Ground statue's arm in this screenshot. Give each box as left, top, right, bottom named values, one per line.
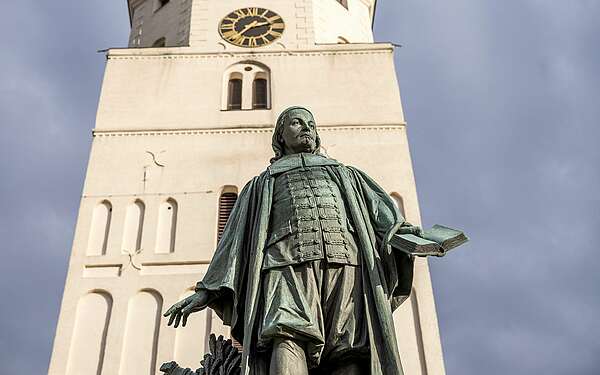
left=396, top=222, right=424, bottom=237
left=163, top=175, right=263, bottom=329
left=346, top=165, right=423, bottom=237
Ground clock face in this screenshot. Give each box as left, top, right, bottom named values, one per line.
left=219, top=7, right=285, bottom=48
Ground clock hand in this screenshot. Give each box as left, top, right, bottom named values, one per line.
left=240, top=20, right=259, bottom=35
left=250, top=21, right=272, bottom=28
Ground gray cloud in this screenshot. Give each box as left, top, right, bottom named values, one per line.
left=1, top=1, right=598, bottom=373
left=375, top=1, right=600, bottom=374
left=0, top=1, right=129, bottom=372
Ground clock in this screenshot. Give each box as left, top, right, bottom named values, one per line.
left=218, top=7, right=285, bottom=48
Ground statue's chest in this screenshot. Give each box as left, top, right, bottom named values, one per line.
left=265, top=167, right=358, bottom=268
left=273, top=167, right=342, bottom=208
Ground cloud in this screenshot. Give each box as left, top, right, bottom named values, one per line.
left=0, top=1, right=129, bottom=372
left=376, top=1, right=600, bottom=374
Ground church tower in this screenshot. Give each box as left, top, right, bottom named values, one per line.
left=49, top=1, right=446, bottom=374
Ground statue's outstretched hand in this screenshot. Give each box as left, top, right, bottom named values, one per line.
left=397, top=223, right=424, bottom=237
left=163, top=290, right=210, bottom=328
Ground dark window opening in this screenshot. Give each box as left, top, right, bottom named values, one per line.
left=152, top=37, right=166, bottom=47
left=157, top=0, right=170, bottom=10
left=336, top=0, right=349, bottom=9
left=253, top=78, right=268, bottom=109
left=227, top=79, right=242, bottom=110
left=218, top=192, right=238, bottom=241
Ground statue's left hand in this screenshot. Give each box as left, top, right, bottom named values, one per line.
left=397, top=224, right=424, bottom=237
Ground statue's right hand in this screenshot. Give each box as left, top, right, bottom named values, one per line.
left=163, top=290, right=210, bottom=328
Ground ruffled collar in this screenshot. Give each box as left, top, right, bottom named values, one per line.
left=268, top=153, right=339, bottom=176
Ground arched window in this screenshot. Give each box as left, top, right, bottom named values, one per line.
left=253, top=78, right=268, bottom=109
left=227, top=76, right=243, bottom=110
left=222, top=62, right=271, bottom=111
left=66, top=291, right=112, bottom=375
left=391, top=193, right=406, bottom=218
left=87, top=201, right=112, bottom=256
left=218, top=188, right=238, bottom=241
left=174, top=289, right=211, bottom=364
left=122, top=200, right=145, bottom=253
left=156, top=198, right=177, bottom=253
left=152, top=37, right=166, bottom=47
left=119, top=290, right=162, bottom=374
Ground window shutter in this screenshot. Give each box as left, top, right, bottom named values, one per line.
left=252, top=78, right=268, bottom=109
left=218, top=192, right=238, bottom=241
left=227, top=79, right=242, bottom=110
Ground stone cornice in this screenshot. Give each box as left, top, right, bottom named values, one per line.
left=92, top=123, right=407, bottom=137
left=106, top=42, right=395, bottom=60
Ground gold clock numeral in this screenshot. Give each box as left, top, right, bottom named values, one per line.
left=222, top=30, right=238, bottom=39
left=230, top=34, right=245, bottom=44
left=220, top=8, right=285, bottom=48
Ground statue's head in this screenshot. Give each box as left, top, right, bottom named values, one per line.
left=271, top=106, right=321, bottom=163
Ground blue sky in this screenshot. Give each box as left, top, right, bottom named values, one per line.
left=1, top=1, right=599, bottom=374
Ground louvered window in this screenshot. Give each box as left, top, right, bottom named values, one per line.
left=218, top=192, right=238, bottom=241
left=232, top=338, right=243, bottom=351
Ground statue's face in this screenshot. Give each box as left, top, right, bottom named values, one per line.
left=281, top=110, right=317, bottom=155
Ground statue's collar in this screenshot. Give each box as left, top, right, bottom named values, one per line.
left=268, top=153, right=339, bottom=176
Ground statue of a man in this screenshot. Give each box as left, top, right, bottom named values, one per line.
left=164, top=106, right=423, bottom=375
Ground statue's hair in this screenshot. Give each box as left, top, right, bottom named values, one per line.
left=271, top=106, right=321, bottom=163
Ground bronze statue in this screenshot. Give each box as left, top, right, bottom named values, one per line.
left=164, top=106, right=439, bottom=375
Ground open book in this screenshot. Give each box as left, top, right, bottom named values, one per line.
left=390, top=224, right=469, bottom=257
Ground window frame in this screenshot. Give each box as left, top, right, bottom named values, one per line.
left=227, top=77, right=243, bottom=111
left=252, top=78, right=269, bottom=110
left=222, top=62, right=271, bottom=111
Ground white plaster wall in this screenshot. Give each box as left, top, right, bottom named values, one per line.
left=312, top=0, right=375, bottom=44
left=96, top=44, right=404, bottom=132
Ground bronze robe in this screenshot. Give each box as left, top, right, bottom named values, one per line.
left=198, top=154, right=414, bottom=375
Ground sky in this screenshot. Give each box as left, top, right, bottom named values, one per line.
left=0, top=1, right=599, bottom=374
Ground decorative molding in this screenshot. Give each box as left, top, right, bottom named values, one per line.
left=106, top=43, right=394, bottom=61
left=92, top=124, right=406, bottom=138
left=108, top=50, right=390, bottom=61
left=81, top=190, right=215, bottom=199
left=83, top=264, right=123, bottom=278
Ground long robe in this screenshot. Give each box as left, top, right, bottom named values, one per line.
left=198, top=160, right=414, bottom=375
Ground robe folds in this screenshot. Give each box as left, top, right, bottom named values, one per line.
left=198, top=155, right=414, bottom=375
